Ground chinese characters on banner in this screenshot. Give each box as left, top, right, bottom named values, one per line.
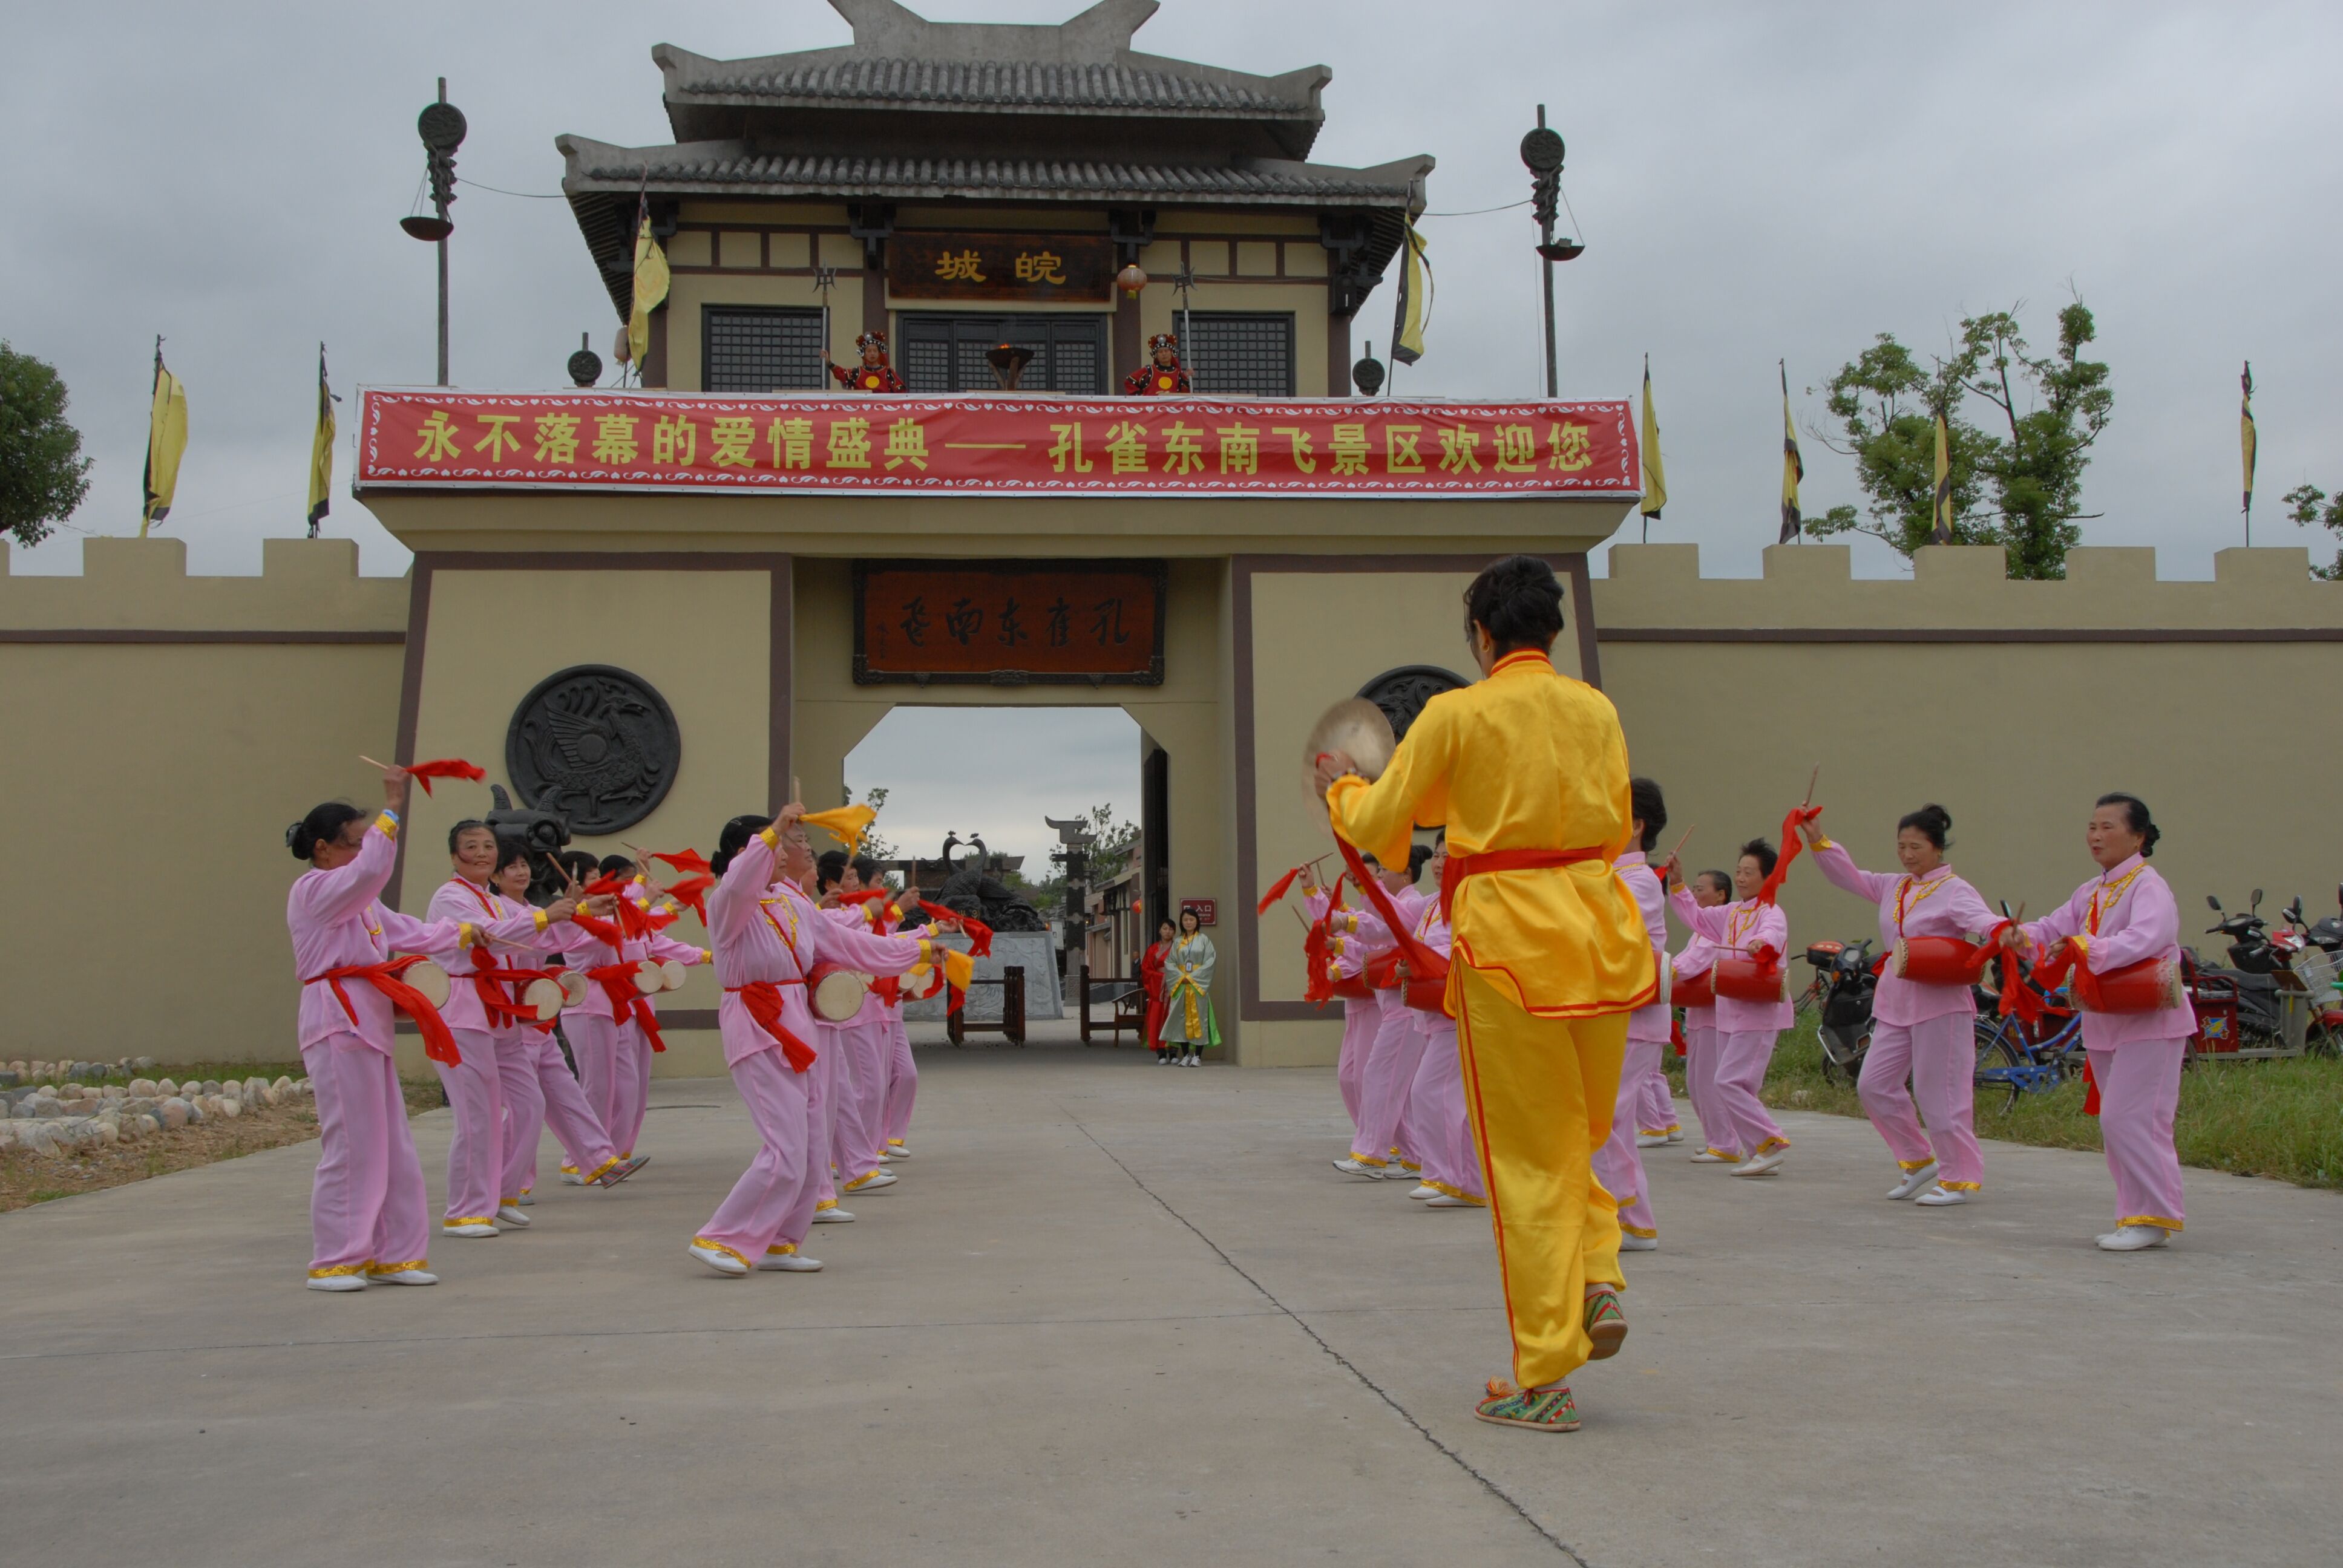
left=887, top=233, right=1118, bottom=302
left=358, top=391, right=1639, bottom=498
left=855, top=561, right=1164, bottom=685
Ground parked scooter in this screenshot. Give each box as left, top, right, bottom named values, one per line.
left=1799, top=938, right=1876, bottom=1084
left=2195, top=892, right=2289, bottom=1047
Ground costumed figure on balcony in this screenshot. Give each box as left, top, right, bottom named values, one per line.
left=828, top=329, right=908, bottom=394
left=1124, top=332, right=1191, bottom=396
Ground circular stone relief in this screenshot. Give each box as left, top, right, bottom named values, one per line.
left=505, top=664, right=680, bottom=835
left=1357, top=664, right=1469, bottom=743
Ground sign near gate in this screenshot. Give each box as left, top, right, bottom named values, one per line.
left=889, top=232, right=1118, bottom=302
left=356, top=390, right=1638, bottom=498
left=854, top=559, right=1165, bottom=685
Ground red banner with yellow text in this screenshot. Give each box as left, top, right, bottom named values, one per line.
left=356, top=389, right=1636, bottom=498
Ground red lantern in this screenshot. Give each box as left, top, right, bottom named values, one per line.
left=1116, top=263, right=1148, bottom=298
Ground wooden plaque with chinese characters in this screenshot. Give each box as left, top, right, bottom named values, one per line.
left=888, top=233, right=1118, bottom=303
left=854, top=560, right=1165, bottom=686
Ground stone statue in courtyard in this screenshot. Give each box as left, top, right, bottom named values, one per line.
left=934, top=833, right=1049, bottom=932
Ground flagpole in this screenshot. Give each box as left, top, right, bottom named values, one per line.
left=140, top=336, right=161, bottom=537
left=2241, top=360, right=2256, bottom=548
left=435, top=79, right=450, bottom=387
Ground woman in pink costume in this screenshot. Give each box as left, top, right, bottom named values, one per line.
left=1303, top=866, right=1378, bottom=1148
left=1332, top=846, right=1430, bottom=1179
left=689, top=806, right=939, bottom=1278
left=424, top=823, right=606, bottom=1236
left=1801, top=802, right=2000, bottom=1206
left=483, top=844, right=638, bottom=1209
left=862, top=856, right=921, bottom=1159
left=286, top=768, right=510, bottom=1291
left=1666, top=839, right=1794, bottom=1178
left=1591, top=779, right=1671, bottom=1249
left=2015, top=794, right=2192, bottom=1252
left=816, top=851, right=899, bottom=1199
left=1398, top=835, right=1485, bottom=1209
left=1674, top=871, right=1732, bottom=1163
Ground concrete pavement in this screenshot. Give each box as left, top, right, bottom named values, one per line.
left=4, top=1042, right=2339, bottom=1567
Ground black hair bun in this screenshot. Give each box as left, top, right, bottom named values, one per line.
left=287, top=822, right=311, bottom=860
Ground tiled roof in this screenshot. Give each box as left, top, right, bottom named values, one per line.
left=572, top=150, right=1414, bottom=203
left=674, top=56, right=1312, bottom=116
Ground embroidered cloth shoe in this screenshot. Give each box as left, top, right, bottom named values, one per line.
left=811, top=1205, right=856, bottom=1224
left=368, top=1265, right=437, bottom=1286
left=1689, top=1148, right=1737, bottom=1165
left=689, top=1240, right=750, bottom=1276
left=1423, top=1194, right=1481, bottom=1208
left=1915, top=1185, right=1971, bottom=1207
left=1584, top=1286, right=1628, bottom=1359
left=496, top=1205, right=531, bottom=1227
left=1474, top=1379, right=1580, bottom=1432
left=306, top=1273, right=367, bottom=1293
left=2096, top=1224, right=2172, bottom=1252
left=559, top=1164, right=585, bottom=1186
left=1635, top=1131, right=1669, bottom=1149
left=1619, top=1233, right=1659, bottom=1252
left=1731, top=1148, right=1788, bottom=1178
left=1887, top=1162, right=1941, bottom=1200
left=756, top=1247, right=823, bottom=1272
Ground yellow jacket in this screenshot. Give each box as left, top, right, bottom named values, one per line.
left=1326, top=650, right=1654, bottom=1017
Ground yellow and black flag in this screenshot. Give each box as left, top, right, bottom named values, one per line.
left=628, top=188, right=671, bottom=373
left=2240, top=360, right=2257, bottom=540
left=1639, top=354, right=1666, bottom=537
left=1778, top=361, right=1803, bottom=544
left=1930, top=409, right=1954, bottom=544
left=307, top=344, right=340, bottom=538
left=139, top=338, right=189, bottom=538
left=1389, top=220, right=1430, bottom=366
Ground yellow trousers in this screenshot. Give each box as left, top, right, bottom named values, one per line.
left=1452, top=964, right=1628, bottom=1391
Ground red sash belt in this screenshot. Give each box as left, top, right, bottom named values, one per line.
left=726, top=980, right=818, bottom=1073
left=583, top=962, right=670, bottom=1051
left=305, top=956, right=460, bottom=1066
left=1440, top=846, right=1606, bottom=922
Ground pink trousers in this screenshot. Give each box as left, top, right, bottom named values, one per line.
left=505, top=1029, right=619, bottom=1198
left=566, top=1014, right=624, bottom=1159
left=1335, top=996, right=1377, bottom=1139
left=302, top=1033, right=431, bottom=1278
left=1860, top=1013, right=1984, bottom=1187
left=1683, top=1022, right=1735, bottom=1157
left=1593, top=1036, right=1666, bottom=1236
left=2089, top=1039, right=2187, bottom=1231
left=1353, top=990, right=1427, bottom=1168
left=1714, top=1030, right=1789, bottom=1157
left=612, top=1017, right=654, bottom=1157
left=1636, top=1053, right=1679, bottom=1137
left=698, top=1045, right=825, bottom=1263
left=439, top=1029, right=507, bottom=1225
left=830, top=1018, right=890, bottom=1186
left=882, top=1010, right=917, bottom=1146
left=1401, top=1018, right=1484, bottom=1201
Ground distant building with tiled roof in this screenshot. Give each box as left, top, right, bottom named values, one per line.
left=559, top=0, right=1432, bottom=397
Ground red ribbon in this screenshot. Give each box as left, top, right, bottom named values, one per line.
left=1256, top=864, right=1305, bottom=916
left=917, top=900, right=992, bottom=956
left=306, top=955, right=460, bottom=1066
left=571, top=912, right=624, bottom=947
left=729, top=981, right=817, bottom=1072
left=1755, top=806, right=1824, bottom=906
left=1329, top=836, right=1450, bottom=993
left=401, top=757, right=486, bottom=796
left=648, top=849, right=711, bottom=876
left=2080, top=1057, right=2101, bottom=1116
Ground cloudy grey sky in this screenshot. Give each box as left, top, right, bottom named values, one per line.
left=7, top=1, right=2339, bottom=856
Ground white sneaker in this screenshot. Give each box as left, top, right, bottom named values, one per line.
left=2096, top=1225, right=2172, bottom=1252
left=1635, top=1132, right=1669, bottom=1149
left=559, top=1165, right=585, bottom=1186
left=496, top=1205, right=531, bottom=1227
left=756, top=1249, right=824, bottom=1272
left=1888, top=1162, right=1942, bottom=1201
left=1619, top=1233, right=1659, bottom=1252
left=306, top=1274, right=367, bottom=1293
left=1665, top=1126, right=1685, bottom=1144
left=1689, top=1148, right=1737, bottom=1165
left=1184, top=1053, right=1202, bottom=1067
left=1332, top=1158, right=1386, bottom=1178
left=369, top=1266, right=438, bottom=1286
left=844, top=1169, right=899, bottom=1193
left=1914, top=1185, right=1971, bottom=1207
left=887, top=1143, right=913, bottom=1158
left=1423, top=1194, right=1481, bottom=1208
left=1730, top=1148, right=1788, bottom=1178
left=811, top=1206, right=856, bottom=1224
left=443, top=1221, right=498, bottom=1238
left=1407, top=1183, right=1439, bottom=1200
left=689, top=1241, right=749, bottom=1276
left=514, top=1190, right=536, bottom=1207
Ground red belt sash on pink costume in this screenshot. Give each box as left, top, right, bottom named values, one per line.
left=726, top=979, right=817, bottom=1072
left=303, top=956, right=460, bottom=1065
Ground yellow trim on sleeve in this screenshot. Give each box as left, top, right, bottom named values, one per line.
left=457, top=921, right=477, bottom=949
left=758, top=826, right=781, bottom=851
left=374, top=812, right=401, bottom=839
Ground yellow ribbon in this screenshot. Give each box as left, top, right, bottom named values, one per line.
left=798, top=804, right=876, bottom=848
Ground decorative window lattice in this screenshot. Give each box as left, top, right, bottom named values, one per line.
left=703, top=308, right=827, bottom=392
left=898, top=313, right=1109, bottom=394
left=1182, top=312, right=1294, bottom=397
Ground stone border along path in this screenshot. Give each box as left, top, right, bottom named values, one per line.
left=1, top=1057, right=311, bottom=1157
left=3, top=1044, right=2340, bottom=1566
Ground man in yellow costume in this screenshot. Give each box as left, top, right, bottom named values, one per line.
left=1314, top=555, right=1654, bottom=1432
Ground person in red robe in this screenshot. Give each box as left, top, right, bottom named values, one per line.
left=1124, top=333, right=1191, bottom=396
left=828, top=330, right=907, bottom=393
left=1141, top=918, right=1175, bottom=1062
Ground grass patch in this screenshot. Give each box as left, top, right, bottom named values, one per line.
left=1663, top=1017, right=2343, bottom=1191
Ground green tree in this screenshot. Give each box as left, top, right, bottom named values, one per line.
left=1083, top=802, right=1141, bottom=864
left=2281, top=483, right=2343, bottom=580
left=1807, top=299, right=2112, bottom=579
left=0, top=343, right=93, bottom=547
left=841, top=784, right=900, bottom=866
